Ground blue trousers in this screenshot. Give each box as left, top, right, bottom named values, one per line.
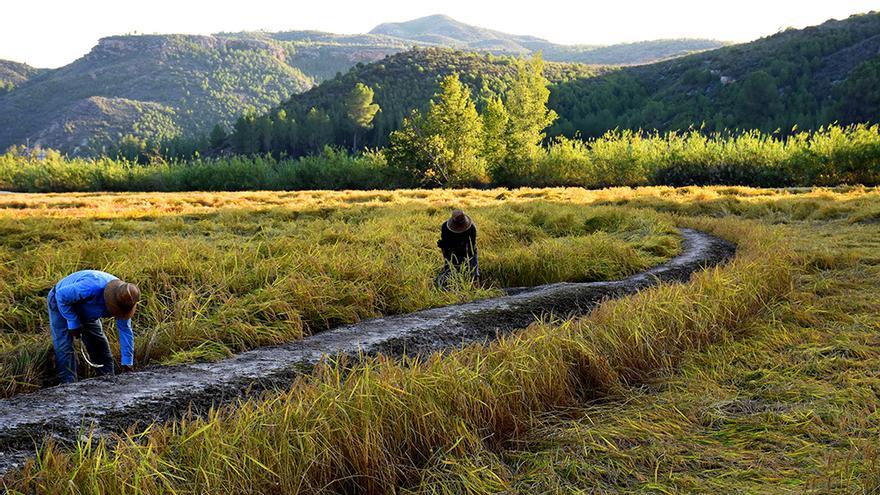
left=47, top=290, right=115, bottom=384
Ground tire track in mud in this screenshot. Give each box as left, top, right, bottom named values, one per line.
left=0, top=228, right=734, bottom=474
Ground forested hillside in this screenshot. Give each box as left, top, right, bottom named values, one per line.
left=230, top=12, right=880, bottom=158
left=0, top=32, right=418, bottom=154
left=220, top=30, right=414, bottom=81
left=543, top=39, right=730, bottom=65
left=549, top=12, right=880, bottom=136
left=370, top=15, right=724, bottom=64
left=0, top=14, right=732, bottom=155
left=227, top=48, right=602, bottom=156
left=0, top=60, right=43, bottom=94
left=0, top=35, right=323, bottom=154
left=5, top=13, right=875, bottom=155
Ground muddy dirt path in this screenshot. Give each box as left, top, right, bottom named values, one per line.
left=0, top=228, right=734, bottom=474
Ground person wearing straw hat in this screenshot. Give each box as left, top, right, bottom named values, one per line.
left=47, top=270, right=140, bottom=383
left=435, top=209, right=479, bottom=288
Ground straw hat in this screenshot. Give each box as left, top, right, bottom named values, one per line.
left=104, top=280, right=140, bottom=320
left=446, top=209, right=473, bottom=234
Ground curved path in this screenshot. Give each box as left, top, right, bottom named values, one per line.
left=0, top=228, right=734, bottom=473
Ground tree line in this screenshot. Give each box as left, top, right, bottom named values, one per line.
left=5, top=123, right=878, bottom=192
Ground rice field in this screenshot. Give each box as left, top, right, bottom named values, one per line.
left=0, top=188, right=679, bottom=396
left=2, top=185, right=879, bottom=493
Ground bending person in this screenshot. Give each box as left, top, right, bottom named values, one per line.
left=47, top=270, right=140, bottom=383
left=436, top=209, right=479, bottom=288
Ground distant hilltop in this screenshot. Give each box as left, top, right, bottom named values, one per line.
left=0, top=59, right=45, bottom=89
left=369, top=14, right=726, bottom=64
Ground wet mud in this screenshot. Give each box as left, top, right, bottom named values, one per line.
left=0, top=228, right=735, bottom=474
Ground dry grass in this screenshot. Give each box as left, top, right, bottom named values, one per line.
left=2, top=186, right=879, bottom=494
left=0, top=189, right=676, bottom=396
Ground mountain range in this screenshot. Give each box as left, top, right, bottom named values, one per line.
left=0, top=15, right=724, bottom=154
left=258, top=11, right=880, bottom=151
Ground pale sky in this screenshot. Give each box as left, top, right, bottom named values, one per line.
left=3, top=0, right=878, bottom=68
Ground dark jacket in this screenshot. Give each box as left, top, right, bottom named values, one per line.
left=437, top=222, right=477, bottom=264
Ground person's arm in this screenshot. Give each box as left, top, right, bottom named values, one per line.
left=467, top=226, right=477, bottom=257
left=438, top=226, right=450, bottom=259
left=116, top=319, right=134, bottom=367
left=54, top=280, right=91, bottom=331
left=437, top=239, right=450, bottom=258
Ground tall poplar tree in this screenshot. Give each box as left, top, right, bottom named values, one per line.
left=481, top=95, right=509, bottom=170
left=494, top=53, right=558, bottom=183
left=426, top=73, right=486, bottom=184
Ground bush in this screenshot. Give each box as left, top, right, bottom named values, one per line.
left=532, top=125, right=880, bottom=189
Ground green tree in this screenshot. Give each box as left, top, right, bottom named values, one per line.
left=386, top=74, right=488, bottom=187
left=481, top=95, right=509, bottom=169
left=495, top=54, right=558, bottom=183
left=272, top=109, right=298, bottom=157
left=344, top=83, right=380, bottom=151
left=425, top=73, right=486, bottom=185
left=232, top=114, right=259, bottom=155
left=301, top=108, right=333, bottom=154
left=209, top=124, right=228, bottom=150
left=385, top=110, right=453, bottom=186
left=115, top=134, right=150, bottom=163
left=256, top=116, right=274, bottom=153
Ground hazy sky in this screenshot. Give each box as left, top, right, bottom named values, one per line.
left=3, top=0, right=878, bottom=68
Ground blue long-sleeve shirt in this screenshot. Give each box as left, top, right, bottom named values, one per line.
left=53, top=270, right=135, bottom=366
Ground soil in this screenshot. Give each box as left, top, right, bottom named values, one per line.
left=0, top=228, right=735, bottom=474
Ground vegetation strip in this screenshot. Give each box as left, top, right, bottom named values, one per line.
left=4, top=123, right=878, bottom=192
left=0, top=228, right=731, bottom=475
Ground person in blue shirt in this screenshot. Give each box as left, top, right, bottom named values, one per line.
left=47, top=270, right=140, bottom=384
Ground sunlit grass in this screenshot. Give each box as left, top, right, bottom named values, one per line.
left=2, top=186, right=879, bottom=494
left=8, top=215, right=789, bottom=493
left=0, top=190, right=677, bottom=396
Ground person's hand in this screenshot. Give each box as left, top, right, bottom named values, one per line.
left=69, top=328, right=81, bottom=339
left=120, top=364, right=134, bottom=373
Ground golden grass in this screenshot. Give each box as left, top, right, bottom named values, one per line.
left=2, top=186, right=879, bottom=494
left=0, top=190, right=677, bottom=396
left=9, top=225, right=787, bottom=493
left=3, top=185, right=877, bottom=223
